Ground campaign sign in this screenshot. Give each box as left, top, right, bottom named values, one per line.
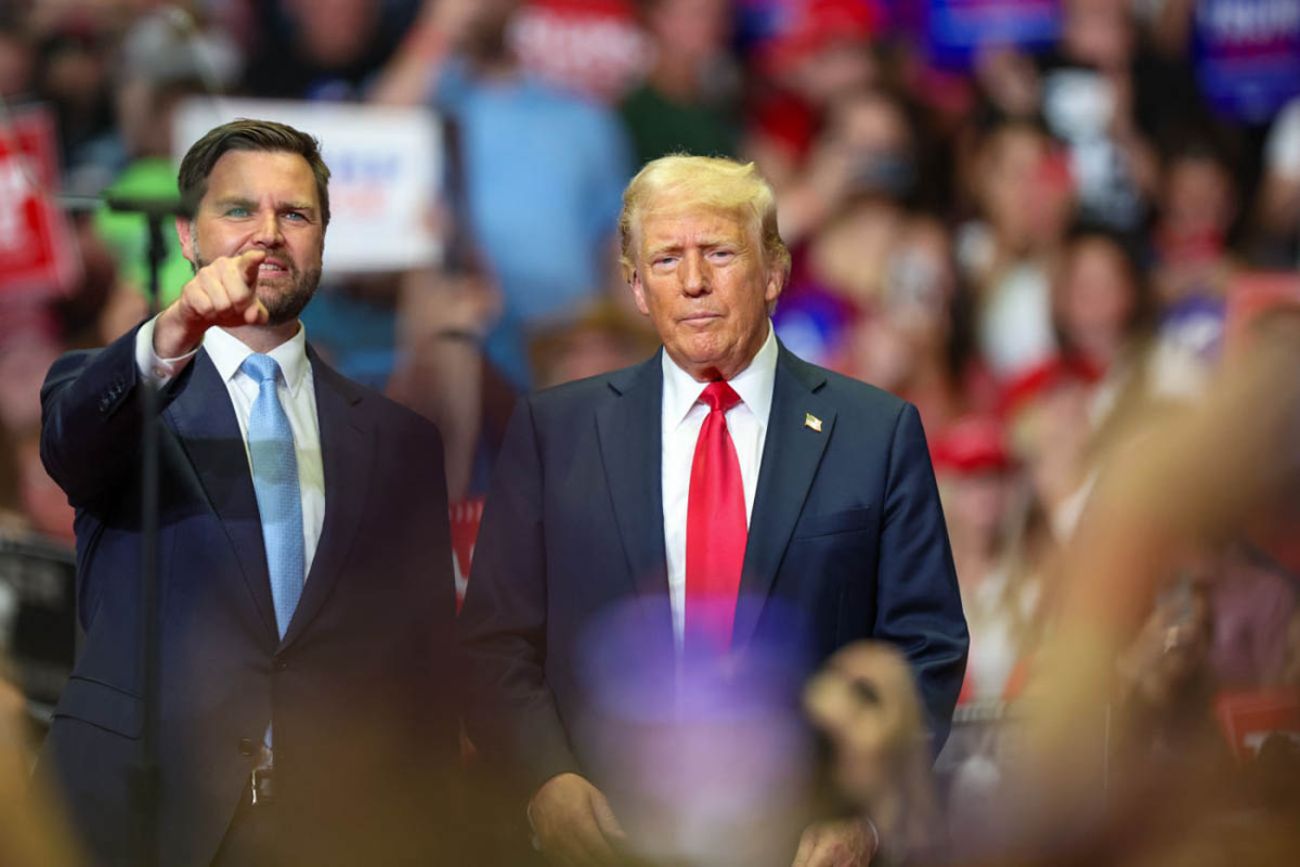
left=513, top=0, right=649, bottom=101
left=173, top=99, right=444, bottom=273
left=918, top=0, right=1062, bottom=70
left=1215, top=688, right=1300, bottom=759
left=0, top=105, right=80, bottom=301
left=1195, top=0, right=1300, bottom=123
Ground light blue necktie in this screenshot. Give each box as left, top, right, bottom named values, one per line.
left=241, top=354, right=305, bottom=640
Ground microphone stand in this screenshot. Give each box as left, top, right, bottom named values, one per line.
left=103, top=195, right=190, bottom=867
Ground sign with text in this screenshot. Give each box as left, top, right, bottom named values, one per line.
left=915, top=0, right=1062, bottom=70
left=514, top=0, right=649, bottom=102
left=0, top=105, right=80, bottom=301
left=1195, top=0, right=1300, bottom=122
left=173, top=99, right=444, bottom=273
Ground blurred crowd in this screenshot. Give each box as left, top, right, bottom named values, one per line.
left=1, top=0, right=1299, bottom=864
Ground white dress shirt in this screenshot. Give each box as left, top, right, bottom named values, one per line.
left=134, top=317, right=326, bottom=580
left=661, top=323, right=778, bottom=645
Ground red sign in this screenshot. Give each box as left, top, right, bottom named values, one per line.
left=0, top=105, right=80, bottom=301
left=513, top=0, right=649, bottom=102
left=1224, top=270, right=1300, bottom=355
left=1215, top=687, right=1300, bottom=759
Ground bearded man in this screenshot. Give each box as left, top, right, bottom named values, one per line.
left=39, top=119, right=459, bottom=867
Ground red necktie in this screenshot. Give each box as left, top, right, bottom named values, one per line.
left=685, top=380, right=747, bottom=653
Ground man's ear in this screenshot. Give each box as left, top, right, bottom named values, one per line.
left=175, top=216, right=195, bottom=264
left=631, top=269, right=650, bottom=317
left=764, top=264, right=785, bottom=309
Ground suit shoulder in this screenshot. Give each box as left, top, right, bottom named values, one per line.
left=790, top=355, right=912, bottom=421
left=525, top=356, right=654, bottom=420
left=312, top=359, right=443, bottom=445
left=824, top=369, right=909, bottom=414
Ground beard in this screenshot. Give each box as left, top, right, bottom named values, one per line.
left=192, top=242, right=322, bottom=326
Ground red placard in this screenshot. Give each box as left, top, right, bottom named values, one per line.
left=1215, top=687, right=1300, bottom=760
left=1224, top=270, right=1300, bottom=356
left=0, top=105, right=80, bottom=301
left=513, top=0, right=649, bottom=101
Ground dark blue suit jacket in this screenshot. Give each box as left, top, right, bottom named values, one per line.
left=459, top=344, right=968, bottom=804
left=38, top=325, right=459, bottom=867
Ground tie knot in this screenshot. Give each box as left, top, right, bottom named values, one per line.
left=700, top=380, right=741, bottom=413
left=240, top=354, right=282, bottom=385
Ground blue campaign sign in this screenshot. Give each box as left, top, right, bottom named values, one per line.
left=1195, top=0, right=1300, bottom=123
left=917, top=0, right=1062, bottom=70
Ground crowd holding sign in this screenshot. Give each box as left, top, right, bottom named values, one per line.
left=0, top=106, right=80, bottom=303
left=172, top=98, right=445, bottom=273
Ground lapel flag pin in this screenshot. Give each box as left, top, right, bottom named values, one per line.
left=804, top=412, right=823, bottom=432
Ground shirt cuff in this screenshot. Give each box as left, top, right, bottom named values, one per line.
left=135, top=315, right=200, bottom=386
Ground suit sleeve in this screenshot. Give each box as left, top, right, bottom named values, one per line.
left=458, top=396, right=581, bottom=795
left=874, top=403, right=969, bottom=752
left=40, top=321, right=182, bottom=509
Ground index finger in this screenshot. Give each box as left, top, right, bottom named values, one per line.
left=580, top=804, right=621, bottom=865
left=236, top=249, right=267, bottom=285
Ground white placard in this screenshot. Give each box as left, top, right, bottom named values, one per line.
left=173, top=98, right=443, bottom=273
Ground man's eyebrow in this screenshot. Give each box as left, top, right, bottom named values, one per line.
left=210, top=197, right=317, bottom=213
left=646, top=241, right=683, bottom=257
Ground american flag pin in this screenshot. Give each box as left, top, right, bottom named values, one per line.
left=804, top=412, right=823, bottom=432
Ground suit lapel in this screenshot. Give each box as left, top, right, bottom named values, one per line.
left=595, top=354, right=673, bottom=632
left=733, top=346, right=836, bottom=649
left=164, top=351, right=278, bottom=643
left=280, top=350, right=372, bottom=650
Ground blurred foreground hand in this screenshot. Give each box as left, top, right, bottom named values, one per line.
left=0, top=674, right=82, bottom=867
left=529, top=772, right=627, bottom=867
left=792, top=818, right=874, bottom=867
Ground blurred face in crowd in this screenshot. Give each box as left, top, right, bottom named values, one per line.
left=1161, top=155, right=1236, bottom=242
left=947, top=472, right=1011, bottom=550
left=1055, top=236, right=1139, bottom=367
left=884, top=217, right=955, bottom=343
left=785, top=39, right=876, bottom=108
left=632, top=201, right=782, bottom=381
left=826, top=90, right=915, bottom=200
left=284, top=0, right=379, bottom=66
left=980, top=126, right=1074, bottom=253
left=0, top=28, right=33, bottom=97
left=646, top=0, right=730, bottom=64
left=1062, top=0, right=1134, bottom=72
left=458, top=0, right=522, bottom=64
left=177, top=149, right=325, bottom=326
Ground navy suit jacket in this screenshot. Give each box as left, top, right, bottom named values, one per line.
left=38, top=325, right=459, bottom=867
left=459, top=344, right=968, bottom=804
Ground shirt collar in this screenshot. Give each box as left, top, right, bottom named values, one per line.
left=204, top=323, right=310, bottom=397
left=662, top=321, right=778, bottom=429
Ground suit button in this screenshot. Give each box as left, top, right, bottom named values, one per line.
left=238, top=738, right=256, bottom=756
left=273, top=658, right=289, bottom=672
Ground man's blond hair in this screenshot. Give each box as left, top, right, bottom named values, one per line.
left=618, top=155, right=791, bottom=284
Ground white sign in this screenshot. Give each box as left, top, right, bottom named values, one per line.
left=173, top=98, right=444, bottom=273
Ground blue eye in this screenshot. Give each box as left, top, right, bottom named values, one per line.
left=225, top=207, right=250, bottom=217
left=283, top=211, right=307, bottom=222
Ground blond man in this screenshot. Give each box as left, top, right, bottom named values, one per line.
left=461, top=156, right=966, bottom=867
